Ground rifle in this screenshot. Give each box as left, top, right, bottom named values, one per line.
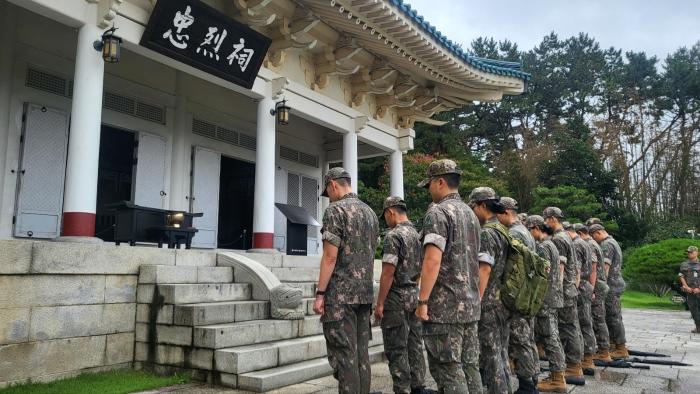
left=627, top=349, right=670, bottom=357
left=625, top=357, right=692, bottom=367
left=593, top=359, right=650, bottom=370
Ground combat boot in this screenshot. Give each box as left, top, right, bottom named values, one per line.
left=581, top=354, right=595, bottom=375
left=592, top=347, right=613, bottom=362
left=537, top=371, right=567, bottom=393
left=692, top=325, right=700, bottom=334
left=564, top=362, right=583, bottom=378
left=514, top=376, right=537, bottom=394
left=610, top=343, right=629, bottom=359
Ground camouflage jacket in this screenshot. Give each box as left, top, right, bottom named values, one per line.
left=510, top=221, right=537, bottom=251
left=382, top=221, right=421, bottom=311
left=573, top=235, right=593, bottom=281
left=538, top=238, right=564, bottom=309
left=321, top=193, right=379, bottom=309
left=552, top=228, right=579, bottom=305
left=479, top=217, right=510, bottom=311
left=680, top=260, right=700, bottom=289
left=600, top=236, right=626, bottom=295
left=422, top=193, right=481, bottom=323
left=587, top=237, right=607, bottom=283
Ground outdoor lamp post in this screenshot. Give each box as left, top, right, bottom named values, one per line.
left=271, top=100, right=290, bottom=125
left=93, top=26, right=122, bottom=63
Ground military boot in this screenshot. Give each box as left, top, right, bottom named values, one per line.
left=692, top=325, right=700, bottom=334
left=592, top=347, right=613, bottom=362
left=514, top=376, right=537, bottom=394
left=564, top=362, right=583, bottom=378
left=581, top=354, right=595, bottom=375
left=537, top=371, right=567, bottom=393
left=610, top=343, right=629, bottom=359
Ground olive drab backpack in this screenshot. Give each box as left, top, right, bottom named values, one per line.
left=485, top=222, right=551, bottom=317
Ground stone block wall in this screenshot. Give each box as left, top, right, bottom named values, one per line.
left=0, top=240, right=216, bottom=388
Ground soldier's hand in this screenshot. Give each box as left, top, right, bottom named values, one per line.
left=415, top=305, right=429, bottom=321
left=374, top=304, right=384, bottom=320
left=313, top=296, right=325, bottom=315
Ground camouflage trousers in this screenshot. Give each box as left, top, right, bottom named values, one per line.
left=423, top=321, right=483, bottom=394
left=322, top=304, right=372, bottom=394
left=687, top=294, right=700, bottom=327
left=507, top=312, right=540, bottom=379
left=577, top=283, right=597, bottom=355
left=558, top=301, right=583, bottom=364
left=535, top=308, right=566, bottom=372
left=591, top=286, right=610, bottom=350
left=380, top=309, right=426, bottom=393
left=605, top=292, right=627, bottom=345
left=479, top=305, right=510, bottom=394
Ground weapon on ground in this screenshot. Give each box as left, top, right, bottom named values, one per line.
left=627, top=349, right=670, bottom=357
left=593, top=359, right=650, bottom=370
left=625, top=357, right=692, bottom=367
left=564, top=376, right=585, bottom=386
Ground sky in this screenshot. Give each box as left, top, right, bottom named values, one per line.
left=404, top=0, right=700, bottom=63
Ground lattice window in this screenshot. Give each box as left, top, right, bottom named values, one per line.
left=238, top=133, right=256, bottom=151
left=135, top=101, right=165, bottom=124
left=104, top=92, right=136, bottom=115
left=301, top=176, right=319, bottom=238
left=26, top=68, right=69, bottom=97
left=192, top=118, right=217, bottom=139
left=287, top=173, right=300, bottom=206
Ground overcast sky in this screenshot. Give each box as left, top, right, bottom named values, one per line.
left=405, top=0, right=700, bottom=63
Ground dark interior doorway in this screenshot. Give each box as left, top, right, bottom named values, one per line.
left=96, top=125, right=135, bottom=241
left=218, top=156, right=255, bottom=249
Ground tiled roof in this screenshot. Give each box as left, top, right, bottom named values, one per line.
left=389, top=0, right=531, bottom=81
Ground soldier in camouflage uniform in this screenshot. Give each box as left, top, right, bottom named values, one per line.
left=589, top=224, right=629, bottom=360
left=566, top=223, right=597, bottom=374
left=470, top=187, right=515, bottom=394
left=375, top=196, right=428, bottom=394
left=579, top=222, right=611, bottom=362
left=497, top=197, right=541, bottom=392
left=415, top=159, right=483, bottom=394
left=314, top=167, right=380, bottom=394
left=526, top=215, right=567, bottom=393
left=679, top=246, right=700, bottom=333
left=542, top=207, right=584, bottom=380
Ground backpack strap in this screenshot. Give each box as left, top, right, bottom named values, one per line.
left=484, top=222, right=513, bottom=245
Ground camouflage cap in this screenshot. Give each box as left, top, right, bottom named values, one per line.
left=542, top=206, right=564, bottom=219
left=585, top=217, right=602, bottom=227
left=573, top=223, right=588, bottom=233
left=500, top=197, right=519, bottom=211
left=525, top=214, right=546, bottom=228
left=417, top=159, right=463, bottom=188
left=467, top=186, right=499, bottom=205
left=688, top=246, right=699, bottom=253
left=383, top=196, right=407, bottom=211
left=562, top=221, right=573, bottom=231
left=320, top=167, right=351, bottom=197
left=518, top=213, right=529, bottom=222
left=588, top=223, right=605, bottom=233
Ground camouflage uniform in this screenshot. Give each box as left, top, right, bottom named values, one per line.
left=572, top=233, right=597, bottom=356
left=380, top=197, right=426, bottom=394
left=679, top=248, right=700, bottom=328
left=597, top=231, right=627, bottom=347
left=419, top=160, right=483, bottom=394
left=587, top=234, right=610, bottom=351
left=320, top=168, right=380, bottom=394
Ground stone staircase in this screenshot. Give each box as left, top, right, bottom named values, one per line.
left=134, top=254, right=385, bottom=392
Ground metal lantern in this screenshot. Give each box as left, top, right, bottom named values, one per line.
left=168, top=212, right=185, bottom=228
left=93, top=26, right=122, bottom=63
left=271, top=100, right=290, bottom=125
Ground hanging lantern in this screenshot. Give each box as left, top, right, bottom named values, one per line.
left=271, top=100, right=291, bottom=125
left=93, top=26, right=122, bottom=63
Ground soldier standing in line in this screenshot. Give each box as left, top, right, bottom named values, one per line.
left=526, top=215, right=567, bottom=393
left=314, top=167, right=380, bottom=394
left=579, top=222, right=612, bottom=362
left=497, top=197, right=541, bottom=392
left=565, top=223, right=597, bottom=375
left=470, top=187, right=514, bottom=394
left=679, top=246, right=700, bottom=333
left=542, top=207, right=585, bottom=381
left=375, top=196, right=429, bottom=394
left=589, top=224, right=629, bottom=360
left=415, top=159, right=483, bottom=394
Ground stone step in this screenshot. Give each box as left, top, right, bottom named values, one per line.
left=139, top=265, right=233, bottom=284
left=215, top=327, right=383, bottom=374
left=194, top=315, right=322, bottom=349
left=303, top=298, right=315, bottom=315
left=271, top=267, right=319, bottom=282
left=232, top=345, right=385, bottom=392
left=158, top=283, right=251, bottom=304
left=173, top=300, right=269, bottom=326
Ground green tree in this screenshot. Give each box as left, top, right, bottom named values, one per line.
left=529, top=185, right=618, bottom=231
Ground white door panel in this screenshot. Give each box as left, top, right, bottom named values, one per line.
left=190, top=146, right=220, bottom=248
left=134, top=131, right=167, bottom=208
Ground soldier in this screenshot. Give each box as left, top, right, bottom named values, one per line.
left=497, top=197, right=540, bottom=392
left=375, top=196, right=428, bottom=394
left=415, top=159, right=483, bottom=394
left=679, top=246, right=700, bottom=333
left=579, top=222, right=612, bottom=362
left=469, top=187, right=514, bottom=394
left=589, top=224, right=629, bottom=359
left=542, top=207, right=584, bottom=381
left=526, top=215, right=567, bottom=393
left=314, top=167, right=380, bottom=394
left=566, top=223, right=597, bottom=375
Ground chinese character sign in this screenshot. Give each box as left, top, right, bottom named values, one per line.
left=141, top=0, right=271, bottom=89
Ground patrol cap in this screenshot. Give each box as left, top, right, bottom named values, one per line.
left=525, top=215, right=545, bottom=229
left=573, top=223, right=588, bottom=233
left=562, top=221, right=573, bottom=231
left=383, top=196, right=407, bottom=212
left=321, top=167, right=351, bottom=197
left=588, top=223, right=605, bottom=233
left=542, top=207, right=564, bottom=219
left=467, top=186, right=499, bottom=204
left=585, top=217, right=602, bottom=227
left=688, top=246, right=699, bottom=253
left=500, top=197, right=519, bottom=211
left=417, top=159, right=463, bottom=188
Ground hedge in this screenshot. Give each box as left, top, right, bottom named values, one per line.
left=623, top=238, right=700, bottom=289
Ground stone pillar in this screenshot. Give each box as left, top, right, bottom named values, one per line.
left=342, top=131, right=358, bottom=192
left=0, top=2, right=17, bottom=239
left=251, top=95, right=275, bottom=249
left=390, top=150, right=404, bottom=198
left=169, top=72, right=189, bottom=211
left=62, top=4, right=105, bottom=237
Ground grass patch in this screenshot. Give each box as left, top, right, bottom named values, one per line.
left=0, top=370, right=190, bottom=394
left=621, top=290, right=685, bottom=311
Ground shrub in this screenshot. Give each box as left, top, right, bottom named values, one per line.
left=623, top=238, right=700, bottom=290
